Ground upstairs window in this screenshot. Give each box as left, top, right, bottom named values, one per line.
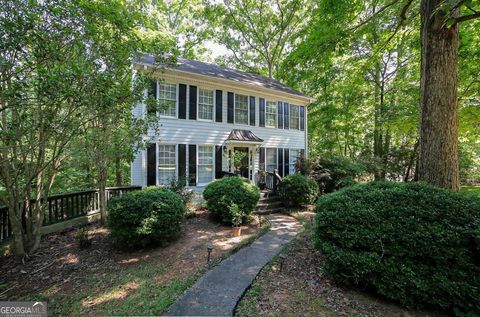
left=198, top=145, right=214, bottom=184
left=158, top=83, right=176, bottom=117
left=198, top=88, right=214, bottom=120
left=235, top=94, right=248, bottom=125
left=158, top=145, right=176, bottom=184
left=290, top=105, right=300, bottom=129
left=265, top=101, right=277, bottom=128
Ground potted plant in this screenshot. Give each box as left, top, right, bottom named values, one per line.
left=230, top=203, right=243, bottom=237
left=257, top=170, right=266, bottom=190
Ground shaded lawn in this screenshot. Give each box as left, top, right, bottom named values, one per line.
left=461, top=185, right=480, bottom=196
left=1, top=212, right=265, bottom=316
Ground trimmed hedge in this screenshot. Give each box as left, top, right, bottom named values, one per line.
left=108, top=187, right=185, bottom=248
left=203, top=176, right=260, bottom=223
left=313, top=182, right=480, bottom=313
left=279, top=174, right=319, bottom=207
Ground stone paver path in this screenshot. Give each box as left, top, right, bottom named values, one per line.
left=166, top=214, right=301, bottom=317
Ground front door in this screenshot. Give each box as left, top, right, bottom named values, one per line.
left=234, top=147, right=249, bottom=178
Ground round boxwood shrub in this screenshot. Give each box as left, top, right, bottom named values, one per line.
left=279, top=174, right=319, bottom=207
left=313, top=182, right=480, bottom=313
left=203, top=176, right=260, bottom=223
left=108, top=187, right=186, bottom=248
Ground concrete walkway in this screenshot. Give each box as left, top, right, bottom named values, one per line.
left=166, top=214, right=301, bottom=317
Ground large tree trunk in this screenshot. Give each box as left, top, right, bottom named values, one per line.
left=418, top=0, right=460, bottom=191
left=115, top=156, right=122, bottom=186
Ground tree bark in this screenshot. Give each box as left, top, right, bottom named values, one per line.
left=115, top=156, right=122, bottom=186
left=419, top=0, right=460, bottom=191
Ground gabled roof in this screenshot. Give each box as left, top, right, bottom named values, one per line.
left=137, top=55, right=308, bottom=99
left=226, top=129, right=263, bottom=143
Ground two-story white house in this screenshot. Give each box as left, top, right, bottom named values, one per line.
left=131, top=55, right=310, bottom=190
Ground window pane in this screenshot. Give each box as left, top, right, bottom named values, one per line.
left=289, top=149, right=300, bottom=174
left=266, top=101, right=277, bottom=128
left=266, top=148, right=277, bottom=172
left=235, top=94, right=248, bottom=125
left=199, top=88, right=214, bottom=120
left=159, top=83, right=176, bottom=117
left=198, top=145, right=213, bottom=184
left=158, top=145, right=176, bottom=185
left=290, top=105, right=299, bottom=129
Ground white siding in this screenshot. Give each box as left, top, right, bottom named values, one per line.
left=131, top=69, right=308, bottom=187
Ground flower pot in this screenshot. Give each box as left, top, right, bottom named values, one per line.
left=232, top=226, right=242, bottom=237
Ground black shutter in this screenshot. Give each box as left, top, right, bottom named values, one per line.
left=147, top=143, right=156, bottom=186
left=178, top=84, right=187, bottom=119
left=284, top=102, right=290, bottom=129
left=189, top=85, right=197, bottom=120
left=147, top=80, right=157, bottom=115
left=259, top=98, right=265, bottom=127
left=300, top=149, right=305, bottom=160
left=278, top=148, right=284, bottom=177
left=216, top=90, right=223, bottom=122
left=259, top=147, right=265, bottom=171
left=300, top=106, right=305, bottom=131
left=215, top=145, right=223, bottom=179
left=249, top=96, right=255, bottom=126
left=178, top=144, right=186, bottom=183
left=227, top=92, right=234, bottom=123
left=277, top=101, right=283, bottom=129
left=284, top=149, right=290, bottom=176
left=188, top=145, right=197, bottom=186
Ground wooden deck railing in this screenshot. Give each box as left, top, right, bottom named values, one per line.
left=0, top=186, right=141, bottom=242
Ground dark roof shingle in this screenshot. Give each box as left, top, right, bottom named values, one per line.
left=138, top=55, right=308, bottom=98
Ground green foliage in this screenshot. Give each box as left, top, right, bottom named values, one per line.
left=313, top=182, right=480, bottom=312
left=279, top=174, right=319, bottom=207
left=299, top=156, right=364, bottom=193
left=230, top=203, right=244, bottom=227
left=203, top=176, right=260, bottom=224
left=166, top=177, right=194, bottom=205
left=108, top=187, right=186, bottom=248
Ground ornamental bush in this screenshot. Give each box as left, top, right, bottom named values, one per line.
left=313, top=182, right=480, bottom=313
left=108, top=187, right=186, bottom=248
left=203, top=176, right=260, bottom=224
left=279, top=174, right=319, bottom=207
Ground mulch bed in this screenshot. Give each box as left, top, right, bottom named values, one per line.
left=0, top=210, right=260, bottom=302
left=236, top=211, right=448, bottom=317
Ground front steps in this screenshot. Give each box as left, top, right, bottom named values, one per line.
left=254, top=190, right=285, bottom=215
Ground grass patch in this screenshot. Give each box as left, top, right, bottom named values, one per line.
left=461, top=185, right=480, bottom=196
left=235, top=282, right=261, bottom=316
left=34, top=258, right=199, bottom=316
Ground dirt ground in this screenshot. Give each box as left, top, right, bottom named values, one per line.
left=236, top=211, right=449, bottom=317
left=0, top=210, right=261, bottom=315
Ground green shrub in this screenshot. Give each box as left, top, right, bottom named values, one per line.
left=279, top=174, right=319, bottom=207
left=166, top=177, right=194, bottom=205
left=108, top=187, right=186, bottom=248
left=313, top=182, right=480, bottom=313
left=203, top=176, right=260, bottom=223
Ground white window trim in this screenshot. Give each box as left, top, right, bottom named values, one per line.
left=234, top=93, right=250, bottom=126
left=157, top=143, right=178, bottom=185
left=197, top=87, right=215, bottom=122
left=265, top=100, right=278, bottom=128
left=197, top=144, right=215, bottom=186
left=158, top=82, right=178, bottom=119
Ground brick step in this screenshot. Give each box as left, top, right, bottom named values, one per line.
left=253, top=206, right=285, bottom=215
left=256, top=200, right=284, bottom=211
left=259, top=195, right=281, bottom=203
